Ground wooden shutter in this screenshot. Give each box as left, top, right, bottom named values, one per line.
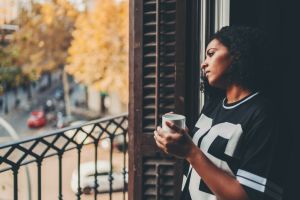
left=129, top=0, right=199, bottom=199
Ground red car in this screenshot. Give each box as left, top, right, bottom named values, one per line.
left=27, top=111, right=47, bottom=128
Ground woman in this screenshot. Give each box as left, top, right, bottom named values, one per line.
left=154, top=26, right=284, bottom=200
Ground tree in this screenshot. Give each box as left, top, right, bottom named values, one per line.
left=66, top=0, right=129, bottom=104
left=0, top=46, right=22, bottom=112
left=10, top=0, right=78, bottom=83
left=0, top=44, right=21, bottom=94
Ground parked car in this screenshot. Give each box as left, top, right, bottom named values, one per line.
left=70, top=160, right=128, bottom=194
left=27, top=111, right=47, bottom=128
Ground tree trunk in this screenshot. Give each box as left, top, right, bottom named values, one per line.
left=27, top=82, right=32, bottom=100
left=46, top=72, right=52, bottom=87
left=84, top=85, right=88, bottom=108
left=63, top=68, right=71, bottom=117
left=14, top=87, right=20, bottom=108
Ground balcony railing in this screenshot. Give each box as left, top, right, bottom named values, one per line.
left=0, top=113, right=128, bottom=200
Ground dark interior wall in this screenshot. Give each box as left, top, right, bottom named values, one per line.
left=231, top=0, right=280, bottom=42
left=279, top=1, right=300, bottom=199
left=230, top=0, right=300, bottom=199
left=231, top=0, right=282, bottom=101
left=230, top=1, right=259, bottom=27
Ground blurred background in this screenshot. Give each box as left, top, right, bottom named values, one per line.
left=0, top=0, right=128, bottom=141
left=0, top=1, right=129, bottom=199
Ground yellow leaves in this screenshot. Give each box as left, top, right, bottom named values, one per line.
left=38, top=41, right=45, bottom=48
left=41, top=3, right=55, bottom=25
left=10, top=0, right=78, bottom=80
left=22, top=63, right=42, bottom=81
left=66, top=0, right=129, bottom=104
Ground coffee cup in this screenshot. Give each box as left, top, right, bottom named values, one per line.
left=162, top=113, right=186, bottom=133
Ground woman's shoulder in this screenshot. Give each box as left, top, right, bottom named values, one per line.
left=252, top=93, right=276, bottom=112
left=246, top=93, right=279, bottom=123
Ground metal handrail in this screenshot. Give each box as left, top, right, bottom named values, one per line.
left=0, top=113, right=128, bottom=200
left=0, top=117, right=32, bottom=200
left=0, top=113, right=128, bottom=149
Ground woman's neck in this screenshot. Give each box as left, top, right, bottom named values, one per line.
left=226, top=84, right=252, bottom=104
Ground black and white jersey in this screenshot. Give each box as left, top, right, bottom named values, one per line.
left=181, top=92, right=284, bottom=200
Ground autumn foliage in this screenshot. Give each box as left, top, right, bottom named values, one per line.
left=10, top=0, right=78, bottom=80
left=2, top=0, right=129, bottom=104
left=66, top=0, right=129, bottom=104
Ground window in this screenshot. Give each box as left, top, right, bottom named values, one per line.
left=199, top=0, right=230, bottom=111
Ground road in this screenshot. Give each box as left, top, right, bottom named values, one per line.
left=0, top=73, right=67, bottom=141
left=0, top=75, right=97, bottom=144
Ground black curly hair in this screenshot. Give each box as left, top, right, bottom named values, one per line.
left=201, top=26, right=275, bottom=99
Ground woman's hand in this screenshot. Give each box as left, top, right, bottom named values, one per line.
left=154, top=121, right=196, bottom=159
left=155, top=121, right=249, bottom=200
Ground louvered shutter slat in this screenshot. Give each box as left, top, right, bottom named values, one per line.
left=130, top=0, right=188, bottom=199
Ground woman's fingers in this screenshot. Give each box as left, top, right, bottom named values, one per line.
left=156, top=126, right=164, bottom=136
left=165, top=121, right=184, bottom=133
left=154, top=124, right=192, bottom=159
left=154, top=137, right=165, bottom=150
left=154, top=131, right=167, bottom=152
left=154, top=130, right=162, bottom=141
left=155, top=128, right=182, bottom=145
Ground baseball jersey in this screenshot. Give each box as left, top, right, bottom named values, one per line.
left=181, top=92, right=284, bottom=200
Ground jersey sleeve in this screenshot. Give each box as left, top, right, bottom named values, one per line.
left=235, top=110, right=283, bottom=200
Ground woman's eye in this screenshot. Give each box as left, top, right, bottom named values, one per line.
left=207, top=52, right=214, bottom=57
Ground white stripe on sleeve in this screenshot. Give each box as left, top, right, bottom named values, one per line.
left=237, top=176, right=265, bottom=192
left=237, top=169, right=267, bottom=185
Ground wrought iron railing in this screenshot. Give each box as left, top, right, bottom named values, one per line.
left=0, top=113, right=128, bottom=200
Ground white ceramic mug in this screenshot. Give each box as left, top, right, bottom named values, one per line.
left=162, top=113, right=186, bottom=133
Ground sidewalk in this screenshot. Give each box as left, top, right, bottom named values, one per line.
left=70, top=106, right=103, bottom=120
left=0, top=73, right=62, bottom=139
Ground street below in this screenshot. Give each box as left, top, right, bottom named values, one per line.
left=0, top=72, right=88, bottom=142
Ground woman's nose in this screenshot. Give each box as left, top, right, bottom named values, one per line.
left=201, top=61, right=208, bottom=69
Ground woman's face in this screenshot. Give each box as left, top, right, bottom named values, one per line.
left=201, top=39, right=232, bottom=89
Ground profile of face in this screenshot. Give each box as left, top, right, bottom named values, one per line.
left=201, top=39, right=232, bottom=89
